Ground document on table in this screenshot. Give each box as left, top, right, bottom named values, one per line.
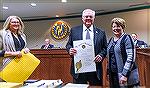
left=21, top=79, right=63, bottom=88
left=0, top=82, right=23, bottom=88
left=73, top=40, right=96, bottom=73
left=0, top=49, right=40, bottom=83
left=62, top=83, right=89, bottom=88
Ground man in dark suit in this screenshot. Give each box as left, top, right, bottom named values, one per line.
left=41, top=38, right=54, bottom=49
left=131, top=33, right=148, bottom=48
left=66, top=9, right=107, bottom=86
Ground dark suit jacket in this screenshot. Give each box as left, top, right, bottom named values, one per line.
left=41, top=44, right=54, bottom=49
left=66, top=25, right=107, bottom=80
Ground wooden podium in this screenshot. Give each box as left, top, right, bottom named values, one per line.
left=29, top=49, right=108, bottom=87
left=28, top=48, right=150, bottom=87
left=29, top=49, right=73, bottom=83
left=136, top=48, right=150, bottom=87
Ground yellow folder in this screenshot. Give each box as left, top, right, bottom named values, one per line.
left=0, top=50, right=40, bottom=83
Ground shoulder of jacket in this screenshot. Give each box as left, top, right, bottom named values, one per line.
left=0, top=30, right=3, bottom=34
left=0, top=30, right=7, bottom=35
left=94, top=26, right=105, bottom=32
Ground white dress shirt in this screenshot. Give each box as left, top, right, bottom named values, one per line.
left=134, top=40, right=138, bottom=46
left=82, top=24, right=94, bottom=41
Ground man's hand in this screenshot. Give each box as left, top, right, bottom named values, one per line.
left=69, top=48, right=77, bottom=56
left=94, top=55, right=103, bottom=62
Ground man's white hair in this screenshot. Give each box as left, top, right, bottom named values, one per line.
left=82, top=9, right=95, bottom=17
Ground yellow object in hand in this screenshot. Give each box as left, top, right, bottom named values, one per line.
left=0, top=49, right=40, bottom=83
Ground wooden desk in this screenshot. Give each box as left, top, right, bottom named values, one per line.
left=28, top=48, right=150, bottom=87
left=29, top=49, right=108, bottom=87
left=29, top=49, right=73, bottom=83
left=136, top=48, right=150, bottom=87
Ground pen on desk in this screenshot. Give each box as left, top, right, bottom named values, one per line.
left=37, top=83, right=45, bottom=87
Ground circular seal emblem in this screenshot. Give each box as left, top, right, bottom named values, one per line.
left=82, top=45, right=86, bottom=49
left=51, top=20, right=70, bottom=40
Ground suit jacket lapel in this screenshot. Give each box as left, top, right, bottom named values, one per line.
left=78, top=25, right=83, bottom=40
left=4, top=30, right=16, bottom=51
left=93, top=26, right=97, bottom=46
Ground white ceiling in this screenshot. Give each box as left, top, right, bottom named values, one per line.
left=0, top=0, right=150, bottom=21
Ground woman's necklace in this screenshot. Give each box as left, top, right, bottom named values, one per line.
left=13, top=33, right=19, bottom=39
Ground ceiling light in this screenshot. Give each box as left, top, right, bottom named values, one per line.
left=3, top=6, right=8, bottom=10
left=61, top=0, right=67, bottom=3
left=30, top=3, right=36, bottom=7
left=56, top=15, right=59, bottom=17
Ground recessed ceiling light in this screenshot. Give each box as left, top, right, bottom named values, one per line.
left=56, top=15, right=59, bottom=17
left=30, top=3, right=36, bottom=7
left=61, top=0, right=67, bottom=3
left=3, top=6, right=8, bottom=10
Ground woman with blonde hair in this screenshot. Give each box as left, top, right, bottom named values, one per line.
left=107, top=17, right=140, bottom=88
left=0, top=16, right=29, bottom=73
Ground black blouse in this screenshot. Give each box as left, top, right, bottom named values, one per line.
left=12, top=33, right=25, bottom=51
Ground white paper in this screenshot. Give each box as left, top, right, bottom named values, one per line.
left=62, top=83, right=89, bottom=88
left=73, top=40, right=96, bottom=73
left=21, top=79, right=63, bottom=88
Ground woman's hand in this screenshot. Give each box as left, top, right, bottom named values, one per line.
left=119, top=75, right=127, bottom=84
left=11, top=51, right=22, bottom=58
left=5, top=51, right=22, bottom=58
left=15, top=51, right=22, bottom=58
left=24, top=48, right=30, bottom=54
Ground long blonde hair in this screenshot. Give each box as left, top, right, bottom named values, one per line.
left=3, top=16, right=24, bottom=34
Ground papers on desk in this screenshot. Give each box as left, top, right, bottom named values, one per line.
left=73, top=40, right=96, bottom=73
left=62, top=83, right=89, bottom=88
left=0, top=82, right=22, bottom=88
left=0, top=49, right=40, bottom=83
left=21, top=79, right=63, bottom=88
